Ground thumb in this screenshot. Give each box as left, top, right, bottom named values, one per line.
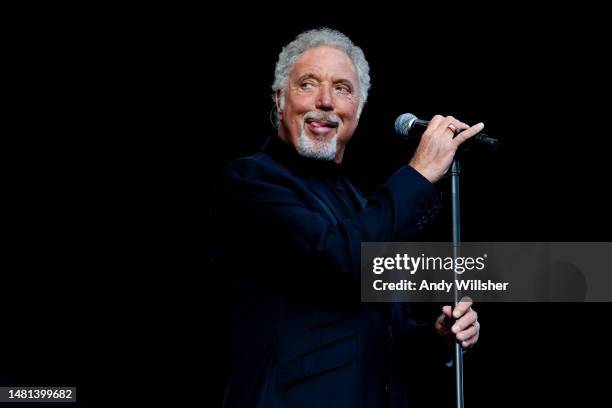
left=442, top=305, right=453, bottom=325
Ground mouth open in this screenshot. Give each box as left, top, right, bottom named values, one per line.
left=305, top=118, right=339, bottom=136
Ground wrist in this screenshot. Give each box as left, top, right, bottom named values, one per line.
left=408, top=162, right=437, bottom=184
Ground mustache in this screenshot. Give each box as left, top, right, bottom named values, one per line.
left=302, top=111, right=341, bottom=127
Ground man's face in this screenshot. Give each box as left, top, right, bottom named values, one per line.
left=277, top=46, right=360, bottom=163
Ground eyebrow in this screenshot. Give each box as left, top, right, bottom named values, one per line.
left=297, top=73, right=319, bottom=83
left=296, top=73, right=355, bottom=89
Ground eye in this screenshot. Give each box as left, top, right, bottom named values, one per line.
left=300, top=82, right=315, bottom=90
left=335, top=84, right=352, bottom=94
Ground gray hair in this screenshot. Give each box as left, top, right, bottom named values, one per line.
left=271, top=28, right=371, bottom=123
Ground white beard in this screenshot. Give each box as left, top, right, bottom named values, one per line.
left=295, top=125, right=338, bottom=161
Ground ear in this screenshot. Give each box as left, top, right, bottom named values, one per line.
left=275, top=90, right=283, bottom=121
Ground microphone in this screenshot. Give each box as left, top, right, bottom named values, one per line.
left=395, top=113, right=499, bottom=151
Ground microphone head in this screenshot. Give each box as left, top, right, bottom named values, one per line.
left=394, top=113, right=418, bottom=137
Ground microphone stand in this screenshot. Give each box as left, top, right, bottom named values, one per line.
left=450, top=158, right=464, bottom=408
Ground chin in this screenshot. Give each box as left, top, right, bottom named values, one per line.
left=296, top=131, right=338, bottom=161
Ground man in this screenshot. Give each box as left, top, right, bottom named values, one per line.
left=212, top=28, right=481, bottom=407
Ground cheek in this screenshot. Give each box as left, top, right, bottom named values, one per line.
left=288, top=92, right=316, bottom=111
left=344, top=123, right=358, bottom=139
left=338, top=97, right=359, bottom=117
left=340, top=114, right=359, bottom=141
left=285, top=100, right=309, bottom=124
left=339, top=107, right=358, bottom=130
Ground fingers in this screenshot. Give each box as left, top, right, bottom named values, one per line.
left=453, top=310, right=479, bottom=349
left=440, top=305, right=454, bottom=328
left=456, top=321, right=479, bottom=342
left=455, top=120, right=470, bottom=131
left=452, top=296, right=473, bottom=318
left=453, top=122, right=485, bottom=146
left=452, top=308, right=478, bottom=333
left=460, top=330, right=479, bottom=349
left=443, top=297, right=480, bottom=349
left=441, top=116, right=469, bottom=133
left=459, top=321, right=480, bottom=348
left=428, top=115, right=468, bottom=133
left=440, top=117, right=458, bottom=137
left=411, top=114, right=482, bottom=183
left=442, top=305, right=453, bottom=319
left=428, top=114, right=445, bottom=130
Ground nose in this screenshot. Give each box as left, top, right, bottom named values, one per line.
left=315, top=85, right=334, bottom=111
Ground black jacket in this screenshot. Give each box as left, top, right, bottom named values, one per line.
left=211, top=136, right=448, bottom=407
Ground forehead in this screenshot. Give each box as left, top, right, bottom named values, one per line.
left=290, top=45, right=358, bottom=81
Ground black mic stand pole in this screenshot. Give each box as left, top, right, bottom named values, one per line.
left=450, top=158, right=464, bottom=408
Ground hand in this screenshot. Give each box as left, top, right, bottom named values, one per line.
left=409, top=115, right=485, bottom=183
left=435, top=297, right=480, bottom=351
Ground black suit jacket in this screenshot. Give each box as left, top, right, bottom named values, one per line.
left=211, top=136, right=448, bottom=408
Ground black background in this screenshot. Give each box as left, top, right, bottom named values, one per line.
left=3, top=5, right=611, bottom=407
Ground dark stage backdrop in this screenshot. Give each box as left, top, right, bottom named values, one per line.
left=203, top=12, right=612, bottom=408
left=3, top=6, right=610, bottom=408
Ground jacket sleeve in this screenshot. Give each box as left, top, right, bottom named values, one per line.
left=214, top=157, right=442, bottom=282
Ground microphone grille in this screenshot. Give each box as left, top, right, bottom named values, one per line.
left=394, top=113, right=418, bottom=137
